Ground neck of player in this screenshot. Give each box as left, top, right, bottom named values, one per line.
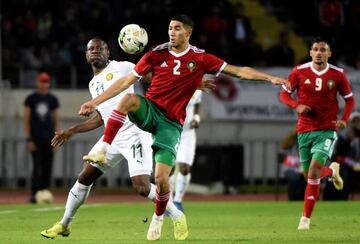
left=171, top=43, right=189, bottom=53
left=312, top=61, right=327, bottom=72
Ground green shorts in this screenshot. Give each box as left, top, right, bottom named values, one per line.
left=297, top=130, right=337, bottom=171
left=128, top=95, right=182, bottom=166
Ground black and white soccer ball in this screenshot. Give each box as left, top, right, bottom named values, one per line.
left=118, top=24, right=148, bottom=54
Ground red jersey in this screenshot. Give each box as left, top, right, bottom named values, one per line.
left=133, top=43, right=226, bottom=125
left=284, top=62, right=353, bottom=133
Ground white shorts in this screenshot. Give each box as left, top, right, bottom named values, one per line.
left=89, top=125, right=153, bottom=177
left=175, top=129, right=196, bottom=166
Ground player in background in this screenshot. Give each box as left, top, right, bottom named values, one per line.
left=170, top=90, right=202, bottom=212
left=79, top=15, right=289, bottom=241
left=40, top=38, right=184, bottom=239
left=279, top=37, right=355, bottom=230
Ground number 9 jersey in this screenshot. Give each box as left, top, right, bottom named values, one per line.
left=283, top=62, right=353, bottom=133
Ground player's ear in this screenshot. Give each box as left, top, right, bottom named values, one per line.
left=328, top=49, right=332, bottom=58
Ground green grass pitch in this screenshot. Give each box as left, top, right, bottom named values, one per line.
left=1, top=201, right=359, bottom=243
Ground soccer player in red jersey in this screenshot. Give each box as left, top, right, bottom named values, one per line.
left=279, top=37, right=355, bottom=230
left=79, top=14, right=289, bottom=240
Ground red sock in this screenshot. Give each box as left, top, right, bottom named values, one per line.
left=303, top=178, right=320, bottom=218
left=155, top=191, right=170, bottom=216
left=103, top=110, right=126, bottom=145
left=320, top=167, right=333, bottom=179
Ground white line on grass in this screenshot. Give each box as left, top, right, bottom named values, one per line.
left=0, top=203, right=106, bottom=215
left=0, top=210, right=18, bottom=214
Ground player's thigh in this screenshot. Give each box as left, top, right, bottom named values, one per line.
left=310, top=130, right=337, bottom=165
left=89, top=137, right=124, bottom=173
left=153, top=119, right=182, bottom=167
left=297, top=132, right=312, bottom=171
left=117, top=130, right=153, bottom=177
left=176, top=129, right=196, bottom=166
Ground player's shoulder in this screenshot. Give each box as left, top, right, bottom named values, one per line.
left=110, top=60, right=135, bottom=69
left=328, top=63, right=344, bottom=73
left=109, top=60, right=135, bottom=74
left=152, top=42, right=170, bottom=52
left=296, top=62, right=312, bottom=71
left=189, top=45, right=205, bottom=54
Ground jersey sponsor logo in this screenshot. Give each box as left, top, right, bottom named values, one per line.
left=160, top=61, right=168, bottom=67
left=187, top=60, right=196, bottom=72
left=327, top=80, right=335, bottom=89
left=304, top=79, right=311, bottom=84
left=106, top=73, right=113, bottom=81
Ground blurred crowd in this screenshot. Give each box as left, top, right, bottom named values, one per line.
left=2, top=0, right=360, bottom=87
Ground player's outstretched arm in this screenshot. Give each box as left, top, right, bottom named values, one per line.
left=52, top=111, right=103, bottom=148
left=79, top=73, right=138, bottom=116
left=222, top=64, right=290, bottom=88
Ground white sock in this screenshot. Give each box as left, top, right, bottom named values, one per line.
left=169, top=174, right=175, bottom=193
left=174, top=173, right=191, bottom=203
left=147, top=183, right=156, bottom=201
left=60, top=181, right=92, bottom=226
left=147, top=183, right=183, bottom=220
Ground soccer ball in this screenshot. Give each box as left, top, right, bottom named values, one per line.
left=35, top=189, right=54, bottom=204
left=118, top=24, right=148, bottom=54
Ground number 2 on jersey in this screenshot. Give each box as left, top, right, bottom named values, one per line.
left=173, top=60, right=181, bottom=75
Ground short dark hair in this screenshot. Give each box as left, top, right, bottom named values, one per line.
left=88, top=37, right=109, bottom=49
left=310, top=36, right=331, bottom=48
left=171, top=14, right=194, bottom=29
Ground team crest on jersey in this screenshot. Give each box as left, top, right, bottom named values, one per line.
left=327, top=80, right=335, bottom=89
left=187, top=60, right=196, bottom=72
left=106, top=73, right=113, bottom=81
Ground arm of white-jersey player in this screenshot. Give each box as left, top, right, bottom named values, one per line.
left=52, top=111, right=103, bottom=148
left=79, top=73, right=137, bottom=116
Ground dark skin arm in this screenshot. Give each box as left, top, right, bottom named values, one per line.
left=51, top=111, right=103, bottom=148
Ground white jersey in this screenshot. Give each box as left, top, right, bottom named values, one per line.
left=182, top=90, right=202, bottom=131
left=88, top=60, right=153, bottom=177
left=89, top=60, right=134, bottom=132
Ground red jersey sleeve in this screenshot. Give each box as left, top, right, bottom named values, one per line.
left=338, top=72, right=355, bottom=122
left=203, top=53, right=226, bottom=76
left=133, top=51, right=153, bottom=77
left=338, top=72, right=353, bottom=98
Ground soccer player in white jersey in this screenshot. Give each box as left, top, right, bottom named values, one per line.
left=40, top=38, right=184, bottom=239
left=170, top=90, right=202, bottom=211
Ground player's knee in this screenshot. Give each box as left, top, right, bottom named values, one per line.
left=78, top=173, right=94, bottom=186
left=307, top=164, right=322, bottom=179
left=154, top=173, right=170, bottom=192
left=155, top=173, right=168, bottom=185
left=118, top=93, right=139, bottom=112
left=178, top=163, right=191, bottom=175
